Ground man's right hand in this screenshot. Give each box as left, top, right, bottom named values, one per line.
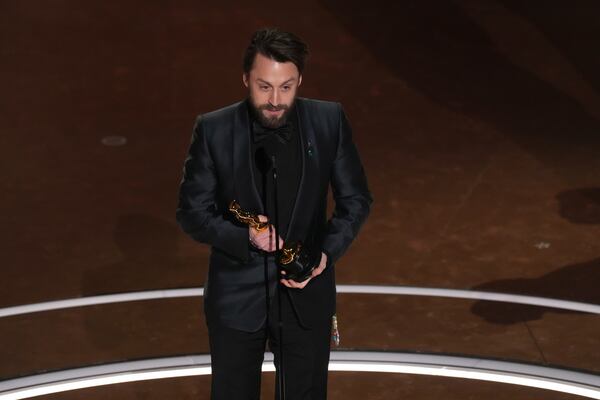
left=249, top=215, right=284, bottom=252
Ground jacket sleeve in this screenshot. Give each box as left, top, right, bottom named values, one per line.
left=176, top=115, right=250, bottom=262
left=321, top=104, right=373, bottom=265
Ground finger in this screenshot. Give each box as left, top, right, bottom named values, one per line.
left=296, top=278, right=310, bottom=289
left=253, top=226, right=270, bottom=239
left=253, top=234, right=269, bottom=250
left=313, top=260, right=326, bottom=274
left=280, top=279, right=293, bottom=288
left=255, top=236, right=267, bottom=249
left=285, top=277, right=311, bottom=289
left=255, top=230, right=268, bottom=240
left=260, top=238, right=275, bottom=252
left=284, top=279, right=301, bottom=289
left=281, top=278, right=293, bottom=287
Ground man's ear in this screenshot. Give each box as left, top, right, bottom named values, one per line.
left=298, top=74, right=302, bottom=87
left=242, top=73, right=249, bottom=88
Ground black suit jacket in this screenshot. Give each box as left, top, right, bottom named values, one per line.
left=176, top=97, right=372, bottom=332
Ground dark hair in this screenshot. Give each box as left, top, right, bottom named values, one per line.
left=243, top=27, right=309, bottom=75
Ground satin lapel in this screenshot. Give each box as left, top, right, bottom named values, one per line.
left=285, top=98, right=319, bottom=242
left=232, top=99, right=263, bottom=213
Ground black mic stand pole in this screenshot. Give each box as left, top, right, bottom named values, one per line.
left=259, top=156, right=271, bottom=380
left=271, top=154, right=286, bottom=400
left=255, top=147, right=278, bottom=398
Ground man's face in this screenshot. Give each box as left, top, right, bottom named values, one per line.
left=243, top=52, right=302, bottom=128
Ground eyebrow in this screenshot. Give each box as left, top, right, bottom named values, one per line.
left=256, top=78, right=296, bottom=86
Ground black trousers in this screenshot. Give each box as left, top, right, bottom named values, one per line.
left=207, top=287, right=332, bottom=400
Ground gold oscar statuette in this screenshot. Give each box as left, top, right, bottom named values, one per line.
left=228, top=200, right=269, bottom=231
left=279, top=242, right=303, bottom=265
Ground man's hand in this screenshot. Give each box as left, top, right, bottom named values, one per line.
left=249, top=215, right=284, bottom=252
left=280, top=252, right=328, bottom=289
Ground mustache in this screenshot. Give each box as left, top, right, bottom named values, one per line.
left=258, top=104, right=289, bottom=112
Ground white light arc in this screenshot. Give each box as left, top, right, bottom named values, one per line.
left=2, top=285, right=599, bottom=319
left=1, top=352, right=600, bottom=400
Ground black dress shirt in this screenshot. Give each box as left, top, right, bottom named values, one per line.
left=248, top=99, right=301, bottom=241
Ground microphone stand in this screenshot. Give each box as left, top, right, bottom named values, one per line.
left=256, top=147, right=280, bottom=399
left=260, top=155, right=271, bottom=382
left=271, top=154, right=286, bottom=400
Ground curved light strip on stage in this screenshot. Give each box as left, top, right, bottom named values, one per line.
left=2, top=285, right=600, bottom=318
left=1, top=352, right=600, bottom=400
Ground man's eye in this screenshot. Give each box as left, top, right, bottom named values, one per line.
left=260, top=86, right=269, bottom=90
left=282, top=86, right=290, bottom=90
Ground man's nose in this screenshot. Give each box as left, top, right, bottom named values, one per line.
left=269, top=90, right=280, bottom=108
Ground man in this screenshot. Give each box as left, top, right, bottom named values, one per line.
left=176, top=27, right=372, bottom=400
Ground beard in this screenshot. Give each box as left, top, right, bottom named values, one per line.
left=248, top=95, right=296, bottom=129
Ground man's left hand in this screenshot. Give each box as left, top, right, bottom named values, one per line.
left=280, top=252, right=327, bottom=289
